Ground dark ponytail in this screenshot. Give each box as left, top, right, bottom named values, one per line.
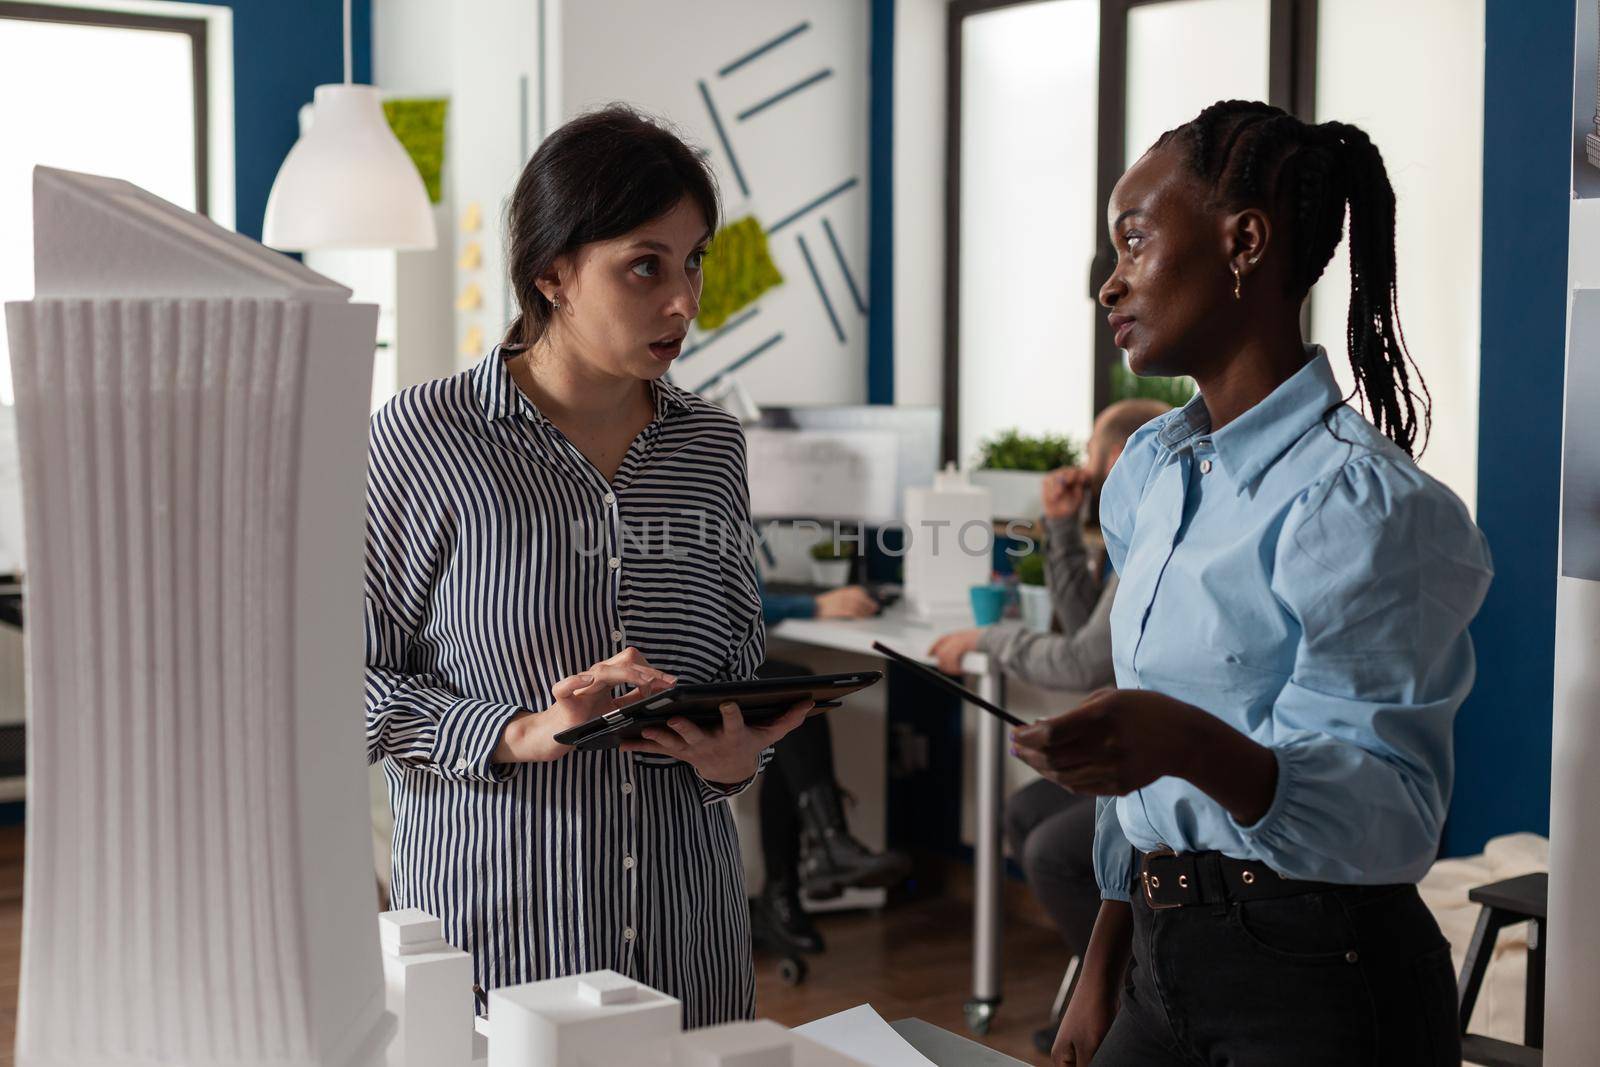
left=1154, top=101, right=1430, bottom=457
left=502, top=105, right=720, bottom=351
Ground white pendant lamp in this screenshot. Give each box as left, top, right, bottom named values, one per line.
left=262, top=0, right=437, bottom=251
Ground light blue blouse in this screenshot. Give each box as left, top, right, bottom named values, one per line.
left=1093, top=349, right=1493, bottom=900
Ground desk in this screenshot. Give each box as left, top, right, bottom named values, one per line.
left=771, top=604, right=1008, bottom=1035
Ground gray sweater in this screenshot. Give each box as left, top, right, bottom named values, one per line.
left=978, top=514, right=1116, bottom=692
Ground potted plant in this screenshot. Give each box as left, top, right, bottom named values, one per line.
left=1013, top=550, right=1053, bottom=633
left=970, top=430, right=1081, bottom=519
left=808, top=538, right=854, bottom=587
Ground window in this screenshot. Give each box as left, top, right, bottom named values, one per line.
left=944, top=0, right=1315, bottom=463
left=952, top=0, right=1101, bottom=467
left=1309, top=0, right=1484, bottom=510
left=0, top=1, right=219, bottom=405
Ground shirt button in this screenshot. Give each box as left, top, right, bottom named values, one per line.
left=603, top=492, right=616, bottom=505
left=623, top=855, right=635, bottom=870
left=608, top=556, right=621, bottom=570
left=623, top=927, right=636, bottom=941
left=1200, top=459, right=1213, bottom=474
left=454, top=758, right=468, bottom=773
left=622, top=782, right=634, bottom=795
left=612, top=629, right=624, bottom=642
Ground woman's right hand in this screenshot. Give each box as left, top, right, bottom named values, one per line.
left=493, top=647, right=676, bottom=764
left=1052, top=967, right=1120, bottom=1065
left=1042, top=466, right=1092, bottom=521
left=1051, top=899, right=1132, bottom=1065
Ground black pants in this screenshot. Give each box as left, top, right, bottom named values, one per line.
left=756, top=659, right=836, bottom=884
left=1094, top=862, right=1461, bottom=1066
left=1004, top=779, right=1100, bottom=961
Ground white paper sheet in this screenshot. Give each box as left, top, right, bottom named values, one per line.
left=793, top=1005, right=936, bottom=1067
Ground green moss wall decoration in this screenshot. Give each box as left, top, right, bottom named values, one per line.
left=383, top=97, right=449, bottom=203
left=698, top=216, right=784, bottom=330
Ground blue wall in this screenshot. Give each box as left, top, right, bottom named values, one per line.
left=867, top=0, right=895, bottom=404
left=175, top=0, right=373, bottom=242
left=1447, top=0, right=1575, bottom=856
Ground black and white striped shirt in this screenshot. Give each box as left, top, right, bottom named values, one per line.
left=364, top=348, right=766, bottom=1027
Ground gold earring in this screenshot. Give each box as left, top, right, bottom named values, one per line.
left=1232, top=264, right=1242, bottom=301
left=551, top=294, right=562, bottom=311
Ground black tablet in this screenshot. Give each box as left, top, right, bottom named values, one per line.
left=869, top=641, right=1027, bottom=727
left=553, top=671, right=884, bottom=752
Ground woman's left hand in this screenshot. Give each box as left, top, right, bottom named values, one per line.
left=1012, top=689, right=1280, bottom=824
left=928, top=628, right=983, bottom=675
left=1010, top=688, right=1208, bottom=796
left=619, top=699, right=815, bottom=786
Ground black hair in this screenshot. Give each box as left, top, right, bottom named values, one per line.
left=1154, top=100, right=1429, bottom=457
left=502, top=104, right=720, bottom=351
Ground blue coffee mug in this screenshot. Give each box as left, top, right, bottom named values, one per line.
left=969, top=583, right=1008, bottom=626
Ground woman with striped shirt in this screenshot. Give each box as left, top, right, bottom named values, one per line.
left=364, top=106, right=812, bottom=1026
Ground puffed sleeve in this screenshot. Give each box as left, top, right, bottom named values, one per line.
left=365, top=400, right=525, bottom=784
left=1093, top=796, right=1137, bottom=902
left=1235, top=455, right=1493, bottom=883
left=695, top=422, right=770, bottom=804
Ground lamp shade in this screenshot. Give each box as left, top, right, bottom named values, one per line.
left=263, top=84, right=437, bottom=251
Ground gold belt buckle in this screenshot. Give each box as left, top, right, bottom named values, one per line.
left=1141, top=845, right=1181, bottom=911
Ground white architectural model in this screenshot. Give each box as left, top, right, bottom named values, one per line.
left=487, top=969, right=681, bottom=1067
left=7, top=167, right=389, bottom=1065
left=475, top=965, right=866, bottom=1067
left=903, top=465, right=993, bottom=619
left=380, top=910, right=475, bottom=1067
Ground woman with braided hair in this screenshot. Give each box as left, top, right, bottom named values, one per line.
left=1011, top=100, right=1492, bottom=1066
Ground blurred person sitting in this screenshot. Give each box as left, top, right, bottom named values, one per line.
left=929, top=399, right=1168, bottom=1051
left=751, top=583, right=911, bottom=954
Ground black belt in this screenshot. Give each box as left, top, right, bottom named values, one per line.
left=1138, top=848, right=1344, bottom=910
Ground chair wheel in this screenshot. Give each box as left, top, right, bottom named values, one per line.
left=964, top=998, right=997, bottom=1035
left=778, top=956, right=808, bottom=986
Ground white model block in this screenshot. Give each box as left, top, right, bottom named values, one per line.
left=8, top=166, right=389, bottom=1065
left=576, top=972, right=640, bottom=1006
left=487, top=970, right=680, bottom=1067
left=379, top=909, right=474, bottom=1067
left=903, top=466, right=993, bottom=619
left=380, top=908, right=449, bottom=955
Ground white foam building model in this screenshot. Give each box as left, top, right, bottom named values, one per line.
left=379, top=910, right=475, bottom=1067
left=7, top=167, right=390, bottom=1065
left=903, top=464, right=993, bottom=619
left=473, top=967, right=867, bottom=1067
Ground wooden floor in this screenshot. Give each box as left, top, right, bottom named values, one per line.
left=0, top=825, right=20, bottom=1067
left=754, top=887, right=1068, bottom=1064
left=0, top=827, right=1065, bottom=1065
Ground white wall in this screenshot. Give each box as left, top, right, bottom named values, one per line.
left=891, top=0, right=947, bottom=409
left=378, top=0, right=924, bottom=405
left=1311, top=0, right=1485, bottom=512
left=447, top=0, right=541, bottom=371
left=559, top=0, right=871, bottom=405
left=373, top=0, right=454, bottom=91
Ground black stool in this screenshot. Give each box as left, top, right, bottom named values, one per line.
left=1457, top=871, right=1546, bottom=1067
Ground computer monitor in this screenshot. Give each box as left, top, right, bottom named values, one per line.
left=744, top=405, right=941, bottom=525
